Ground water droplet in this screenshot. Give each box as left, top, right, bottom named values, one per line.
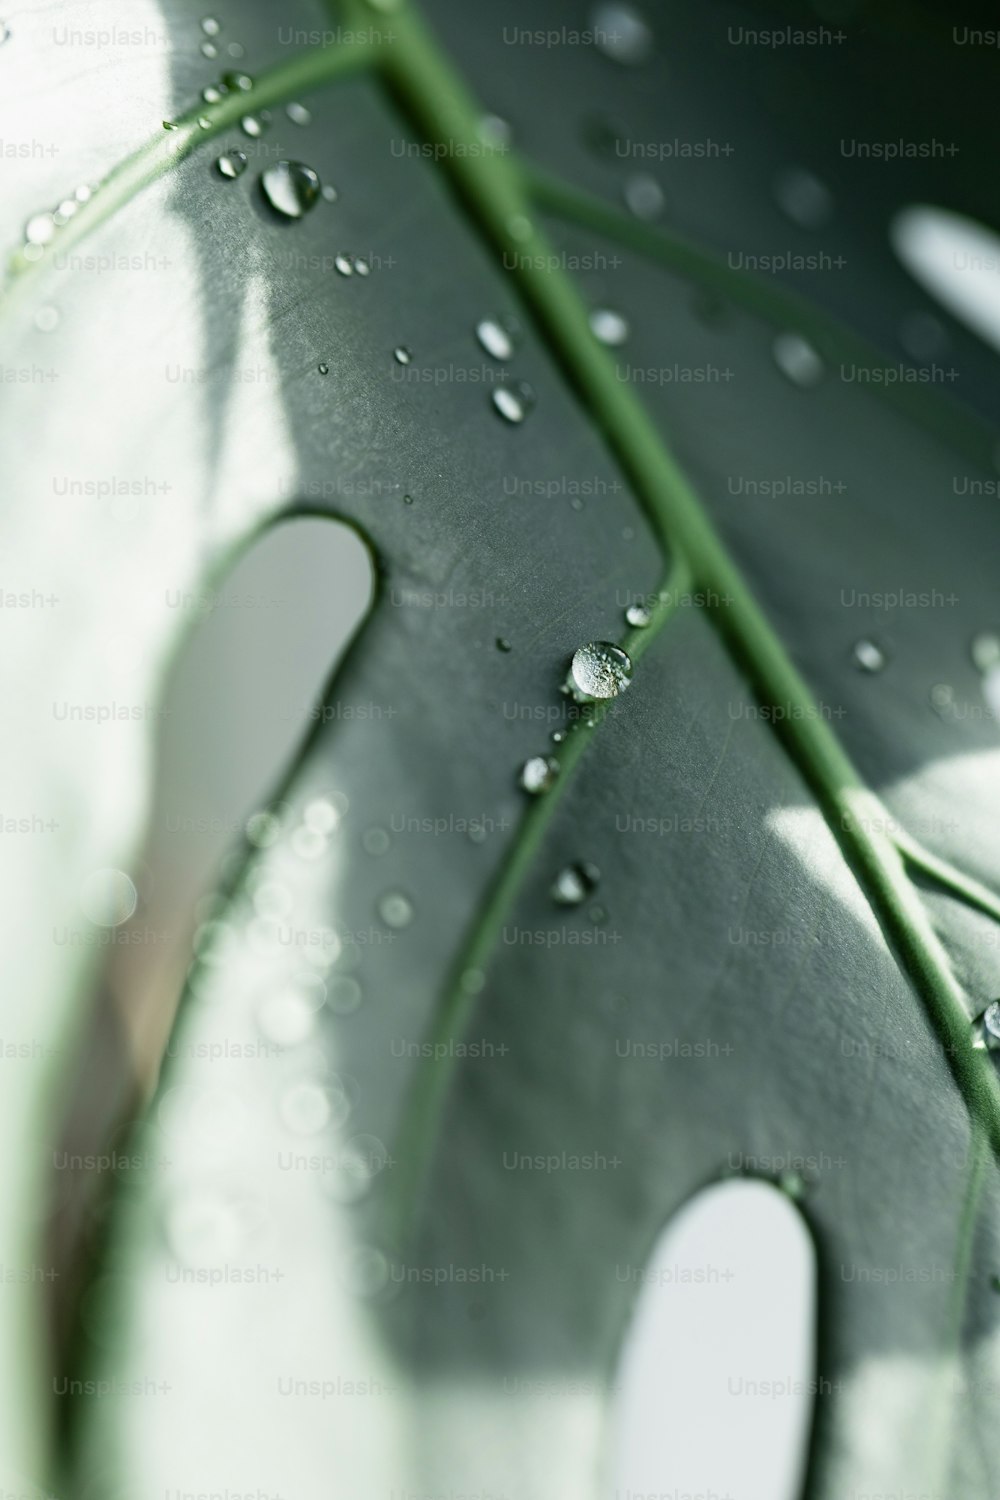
left=215, top=150, right=249, bottom=185
left=197, top=115, right=212, bottom=130
left=362, top=826, right=390, bottom=856
left=339, top=1243, right=390, bottom=1298
left=623, top=173, right=664, bottom=220
left=322, top=184, right=338, bottom=203
left=328, top=976, right=363, bottom=1015
left=202, top=84, right=224, bottom=103
left=223, top=70, right=253, bottom=92
left=227, top=41, right=245, bottom=59
left=335, top=254, right=353, bottom=276
left=353, top=257, right=371, bottom=276
left=976, top=1001, right=1000, bottom=1051
left=286, top=101, right=312, bottom=126
left=972, top=632, right=1000, bottom=673
left=564, top=641, right=633, bottom=702
left=492, top=382, right=535, bottom=424
left=552, top=861, right=600, bottom=905
left=591, top=3, right=653, bottom=64
left=25, top=213, right=56, bottom=246
left=496, top=636, right=512, bottom=652
left=304, top=796, right=343, bottom=834
left=520, top=755, right=559, bottom=794
left=278, top=1079, right=336, bottom=1135
left=80, top=868, right=137, bottom=927
left=200, top=41, right=218, bottom=58
left=589, top=307, right=629, bottom=346
left=625, top=601, right=653, bottom=628
left=772, top=332, right=824, bottom=388
left=772, top=168, right=833, bottom=230
left=403, top=494, right=414, bottom=505
left=930, top=682, right=953, bottom=709
left=476, top=316, right=517, bottom=361
left=378, top=891, right=414, bottom=929
left=393, top=345, right=412, bottom=365
left=256, top=989, right=315, bottom=1046
left=261, top=161, right=321, bottom=219
left=478, top=113, right=512, bottom=148
left=54, top=199, right=78, bottom=224
left=318, top=361, right=329, bottom=375
left=165, top=1190, right=242, bottom=1268
left=551, top=729, right=566, bottom=744
left=899, top=310, right=948, bottom=362
left=75, top=183, right=93, bottom=203
left=201, top=15, right=221, bottom=35
left=240, top=114, right=266, bottom=138
left=852, top=638, right=885, bottom=674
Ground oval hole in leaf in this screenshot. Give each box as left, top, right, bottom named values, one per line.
left=606, top=1178, right=816, bottom=1500
left=891, top=204, right=1000, bottom=354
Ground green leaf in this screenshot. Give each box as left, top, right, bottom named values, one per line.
left=4, top=1, right=1000, bottom=1496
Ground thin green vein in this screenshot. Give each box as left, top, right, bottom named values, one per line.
left=384, top=552, right=694, bottom=1239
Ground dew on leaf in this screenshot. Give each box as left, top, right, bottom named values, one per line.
left=202, top=84, right=224, bottom=103
left=362, top=827, right=390, bottom=856
left=261, top=161, right=321, bottom=219
left=286, top=101, right=312, bottom=126
left=393, top=344, right=412, bottom=365
left=322, top=184, right=338, bottom=203
left=335, top=254, right=353, bottom=276
left=25, top=213, right=56, bottom=246
left=552, top=861, right=600, bottom=906
left=240, top=114, right=266, bottom=138
left=590, top=307, right=629, bottom=346
left=852, top=638, right=885, bottom=674
left=496, top=636, right=512, bottom=652
left=520, top=755, right=559, bottom=794
left=353, top=257, right=371, bottom=276
left=772, top=332, right=824, bottom=388
left=625, top=600, right=653, bottom=628
left=227, top=41, right=245, bottom=58
left=623, top=173, right=664, bottom=220
left=305, top=795, right=345, bottom=833
left=565, top=641, right=633, bottom=701
left=591, top=3, right=653, bottom=64
left=476, top=316, right=518, bottom=361
left=223, top=71, right=253, bottom=91
left=773, top=168, right=833, bottom=230
left=378, top=891, right=414, bottom=929
left=200, top=41, right=218, bottom=58
left=492, top=382, right=535, bottom=424
left=201, top=15, right=221, bottom=35
left=54, top=200, right=78, bottom=224
left=930, top=683, right=953, bottom=709
left=163, top=119, right=180, bottom=131
left=507, top=212, right=532, bottom=241
left=278, top=1079, right=336, bottom=1135
left=318, top=361, right=329, bottom=375
left=75, top=183, right=94, bottom=203
left=197, top=116, right=212, bottom=130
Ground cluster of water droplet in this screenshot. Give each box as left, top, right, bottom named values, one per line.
left=13, top=181, right=97, bottom=274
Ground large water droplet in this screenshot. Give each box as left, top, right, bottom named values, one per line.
left=976, top=1001, right=1000, bottom=1052
left=591, top=3, right=653, bottom=64
left=520, top=755, right=559, bottom=794
left=623, top=173, right=664, bottom=220
left=492, top=382, right=535, bottom=424
left=25, top=213, right=56, bottom=246
left=476, top=316, right=518, bottom=360
left=286, top=101, right=311, bottom=126
left=552, top=861, right=600, bottom=906
left=590, top=307, right=629, bottom=346
left=565, top=641, right=633, bottom=702
left=852, top=638, right=885, bottom=674
left=378, top=891, right=414, bottom=929
left=216, top=151, right=247, bottom=180
left=772, top=333, right=824, bottom=389
left=80, top=868, right=137, bottom=927
left=773, top=168, right=833, bottom=230
left=261, top=161, right=321, bottom=219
